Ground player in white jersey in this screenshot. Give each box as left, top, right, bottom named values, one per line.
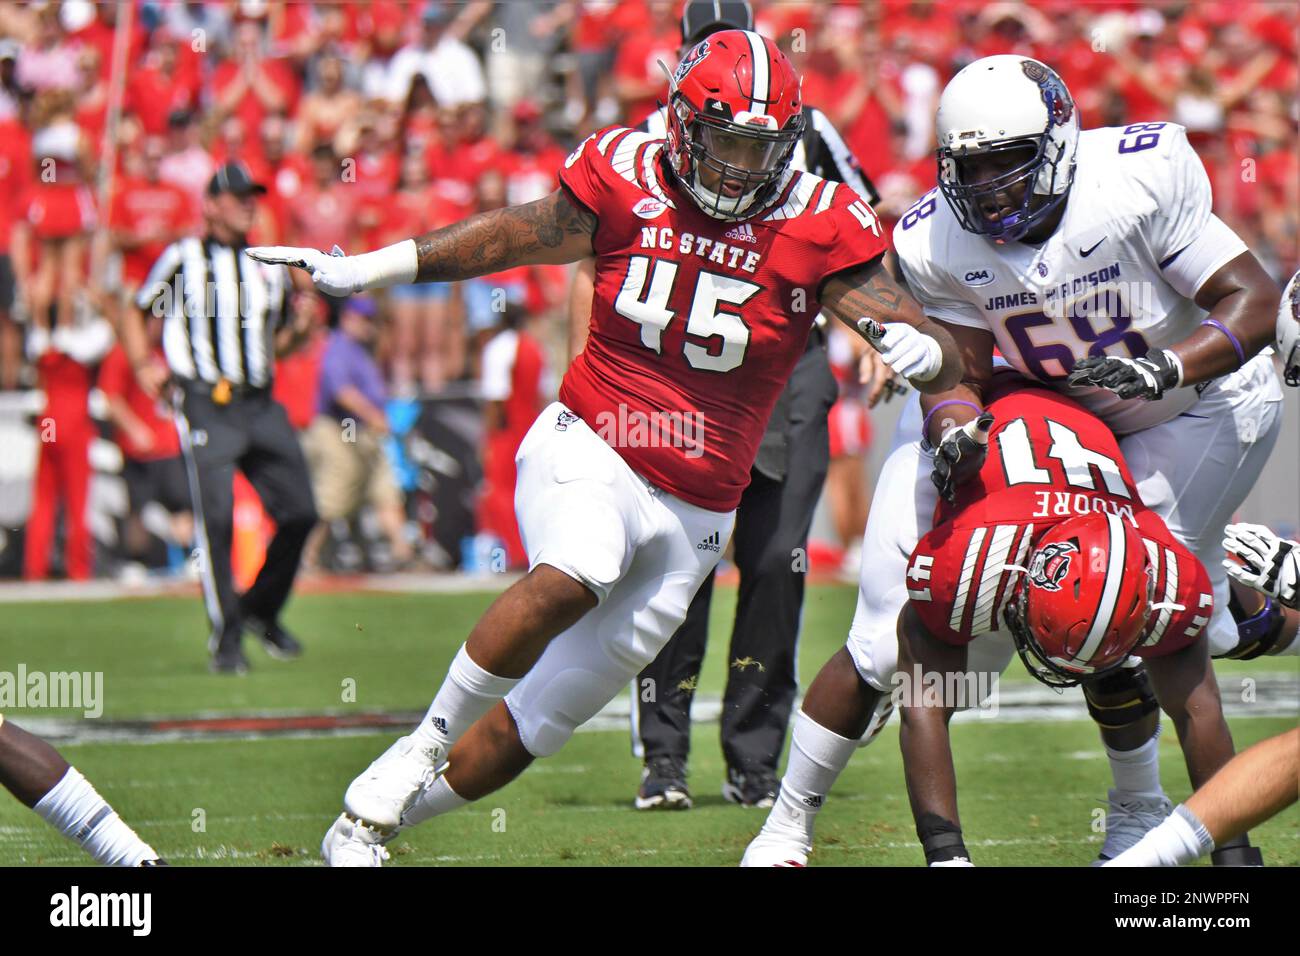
left=743, top=55, right=1287, bottom=867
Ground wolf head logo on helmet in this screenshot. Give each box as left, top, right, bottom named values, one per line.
left=1026, top=540, right=1077, bottom=592
left=1278, top=270, right=1300, bottom=387
left=1005, top=513, right=1154, bottom=688
left=663, top=30, right=805, bottom=221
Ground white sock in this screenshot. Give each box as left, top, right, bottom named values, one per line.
left=33, top=768, right=158, bottom=866
left=1104, top=804, right=1214, bottom=867
left=763, top=711, right=857, bottom=841
left=411, top=644, right=520, bottom=751
left=401, top=776, right=469, bottom=827
left=1105, top=726, right=1163, bottom=795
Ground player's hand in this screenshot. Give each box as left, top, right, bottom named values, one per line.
left=246, top=244, right=361, bottom=297
left=858, top=319, right=943, bottom=384
left=931, top=411, right=994, bottom=503
left=1222, top=523, right=1300, bottom=610
left=1066, top=350, right=1181, bottom=401
left=858, top=347, right=906, bottom=407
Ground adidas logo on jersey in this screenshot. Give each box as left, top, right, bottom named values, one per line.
left=723, top=223, right=758, bottom=244
left=697, top=531, right=722, bottom=553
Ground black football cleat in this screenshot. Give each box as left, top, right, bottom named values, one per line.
left=243, top=616, right=304, bottom=659
left=722, top=766, right=778, bottom=809
left=210, top=644, right=250, bottom=675
left=635, top=755, right=693, bottom=810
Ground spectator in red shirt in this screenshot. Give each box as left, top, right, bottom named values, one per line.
left=287, top=144, right=361, bottom=257
left=473, top=301, right=548, bottom=569
left=501, top=100, right=565, bottom=207
left=127, top=31, right=203, bottom=137
left=99, top=320, right=193, bottom=570
left=158, top=109, right=216, bottom=209
left=110, top=136, right=196, bottom=300
left=384, top=149, right=462, bottom=395
left=212, top=20, right=299, bottom=138
left=11, top=90, right=96, bottom=335
left=0, top=109, right=32, bottom=390
left=611, top=0, right=680, bottom=122
left=23, top=315, right=113, bottom=581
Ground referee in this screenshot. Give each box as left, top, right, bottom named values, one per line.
left=569, top=1, right=886, bottom=809
left=122, top=162, right=319, bottom=674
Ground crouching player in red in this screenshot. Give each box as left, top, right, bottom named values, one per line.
left=250, top=31, right=963, bottom=865
left=745, top=372, right=1259, bottom=866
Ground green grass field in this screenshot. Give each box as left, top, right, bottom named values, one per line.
left=1, top=582, right=1296, bottom=866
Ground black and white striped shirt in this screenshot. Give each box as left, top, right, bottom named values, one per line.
left=135, top=236, right=291, bottom=389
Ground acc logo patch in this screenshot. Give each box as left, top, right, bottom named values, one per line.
left=962, top=268, right=994, bottom=286
left=673, top=39, right=710, bottom=85
left=632, top=197, right=667, bottom=219
left=1027, top=541, right=1077, bottom=591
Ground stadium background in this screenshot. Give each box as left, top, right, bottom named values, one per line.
left=0, top=1, right=1295, bottom=866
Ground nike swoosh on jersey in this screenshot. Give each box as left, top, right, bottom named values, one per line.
left=1080, top=238, right=1107, bottom=257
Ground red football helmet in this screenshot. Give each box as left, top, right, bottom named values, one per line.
left=664, top=29, right=805, bottom=220
left=1004, top=513, right=1155, bottom=687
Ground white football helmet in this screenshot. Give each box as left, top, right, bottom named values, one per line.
left=1278, top=270, right=1299, bottom=387
left=935, top=55, right=1080, bottom=242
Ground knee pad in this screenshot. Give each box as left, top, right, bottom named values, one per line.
left=506, top=667, right=622, bottom=759
left=1218, top=591, right=1287, bottom=661
left=1082, top=665, right=1158, bottom=730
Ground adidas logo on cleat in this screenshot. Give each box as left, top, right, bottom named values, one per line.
left=802, top=795, right=824, bottom=809
left=697, top=531, right=722, bottom=553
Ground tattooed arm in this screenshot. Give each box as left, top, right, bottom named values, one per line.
left=820, top=257, right=964, bottom=393
left=246, top=189, right=597, bottom=295
left=414, top=188, right=597, bottom=281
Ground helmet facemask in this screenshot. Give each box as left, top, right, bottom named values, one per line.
left=938, top=133, right=1074, bottom=243
left=668, top=92, right=803, bottom=220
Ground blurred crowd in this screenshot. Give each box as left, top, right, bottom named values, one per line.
left=0, top=0, right=1294, bottom=580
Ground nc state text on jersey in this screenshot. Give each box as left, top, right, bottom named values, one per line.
left=639, top=226, right=764, bottom=274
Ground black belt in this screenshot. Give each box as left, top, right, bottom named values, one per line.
left=178, top=377, right=270, bottom=405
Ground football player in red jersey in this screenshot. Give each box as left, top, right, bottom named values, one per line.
left=744, top=372, right=1258, bottom=867
left=249, top=31, right=963, bottom=866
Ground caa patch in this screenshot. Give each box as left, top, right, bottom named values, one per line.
left=1027, top=540, right=1077, bottom=592
left=632, top=197, right=667, bottom=219
left=673, top=39, right=711, bottom=85
left=962, top=268, right=995, bottom=287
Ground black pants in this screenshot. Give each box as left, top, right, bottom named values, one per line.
left=177, top=385, right=317, bottom=652
left=634, top=342, right=837, bottom=774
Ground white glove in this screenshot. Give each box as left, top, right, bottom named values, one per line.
left=858, top=319, right=943, bottom=383
left=1222, top=523, right=1300, bottom=610
left=245, top=245, right=364, bottom=297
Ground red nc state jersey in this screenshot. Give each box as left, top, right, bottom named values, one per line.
left=558, top=125, right=887, bottom=511
left=907, top=385, right=1213, bottom=657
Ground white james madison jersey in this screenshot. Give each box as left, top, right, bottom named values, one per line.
left=893, top=123, right=1248, bottom=435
